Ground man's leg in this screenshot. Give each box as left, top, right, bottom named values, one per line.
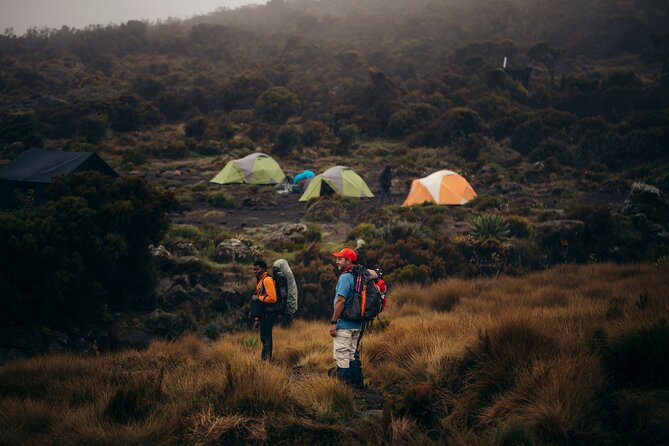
left=333, top=328, right=355, bottom=383
left=260, top=311, right=276, bottom=361
left=351, top=325, right=365, bottom=388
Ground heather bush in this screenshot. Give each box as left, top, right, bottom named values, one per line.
left=0, top=173, right=176, bottom=325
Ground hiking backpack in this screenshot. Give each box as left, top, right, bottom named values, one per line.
left=340, top=265, right=384, bottom=322
left=273, top=259, right=298, bottom=316
left=272, top=268, right=289, bottom=314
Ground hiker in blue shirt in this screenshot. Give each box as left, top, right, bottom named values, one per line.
left=329, top=247, right=377, bottom=387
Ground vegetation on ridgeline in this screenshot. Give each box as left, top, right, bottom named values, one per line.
left=1, top=263, right=667, bottom=445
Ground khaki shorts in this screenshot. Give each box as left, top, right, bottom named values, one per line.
left=333, top=328, right=361, bottom=368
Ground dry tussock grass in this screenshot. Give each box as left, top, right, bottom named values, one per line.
left=0, top=263, right=667, bottom=444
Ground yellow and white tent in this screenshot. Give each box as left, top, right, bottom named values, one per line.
left=299, top=166, right=374, bottom=202
left=210, top=153, right=286, bottom=185
left=402, top=170, right=477, bottom=206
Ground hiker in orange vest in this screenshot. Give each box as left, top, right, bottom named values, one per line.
left=252, top=260, right=277, bottom=361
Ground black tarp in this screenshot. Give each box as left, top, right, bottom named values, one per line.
left=0, top=148, right=117, bottom=210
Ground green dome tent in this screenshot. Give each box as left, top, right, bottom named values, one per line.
left=210, top=153, right=286, bottom=185
left=299, top=166, right=374, bottom=202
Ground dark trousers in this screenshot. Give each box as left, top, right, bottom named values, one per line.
left=259, top=310, right=276, bottom=361
left=379, top=187, right=392, bottom=204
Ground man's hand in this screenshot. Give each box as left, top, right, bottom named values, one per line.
left=253, top=320, right=259, bottom=332
left=251, top=294, right=259, bottom=301
left=329, top=323, right=337, bottom=337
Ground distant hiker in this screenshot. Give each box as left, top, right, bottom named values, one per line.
left=251, top=260, right=277, bottom=361
left=329, top=247, right=378, bottom=387
left=379, top=164, right=392, bottom=204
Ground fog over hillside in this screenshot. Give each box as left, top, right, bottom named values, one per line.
left=0, top=0, right=260, bottom=35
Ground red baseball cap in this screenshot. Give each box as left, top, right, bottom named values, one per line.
left=332, top=247, right=357, bottom=262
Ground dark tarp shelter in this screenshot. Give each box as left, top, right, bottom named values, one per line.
left=0, top=148, right=117, bottom=210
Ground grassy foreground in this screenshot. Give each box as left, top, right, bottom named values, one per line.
left=1, top=263, right=668, bottom=445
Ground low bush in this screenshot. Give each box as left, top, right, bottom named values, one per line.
left=106, top=372, right=163, bottom=423
left=604, top=319, right=669, bottom=387
left=207, top=191, right=236, bottom=209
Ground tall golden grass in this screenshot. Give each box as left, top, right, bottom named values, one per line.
left=0, top=263, right=667, bottom=444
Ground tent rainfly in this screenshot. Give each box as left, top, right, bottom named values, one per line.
left=299, top=166, right=374, bottom=202
left=402, top=170, right=477, bottom=206
left=210, top=153, right=286, bottom=185
left=0, top=148, right=117, bottom=210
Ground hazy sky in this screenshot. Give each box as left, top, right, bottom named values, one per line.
left=0, top=0, right=262, bottom=35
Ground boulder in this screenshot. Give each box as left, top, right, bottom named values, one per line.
left=215, top=238, right=255, bottom=262
left=174, top=242, right=200, bottom=257
left=150, top=244, right=176, bottom=270
left=536, top=219, right=585, bottom=235
left=623, top=182, right=666, bottom=214
left=190, top=284, right=211, bottom=301
left=166, top=284, right=189, bottom=306
left=172, top=256, right=202, bottom=274
left=154, top=277, right=174, bottom=296
left=633, top=214, right=669, bottom=241
left=264, top=223, right=312, bottom=249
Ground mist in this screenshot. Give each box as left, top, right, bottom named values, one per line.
left=0, top=0, right=261, bottom=35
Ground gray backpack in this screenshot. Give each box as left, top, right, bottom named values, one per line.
left=273, top=259, right=298, bottom=315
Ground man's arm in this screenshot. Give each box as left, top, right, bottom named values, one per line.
left=329, top=295, right=346, bottom=337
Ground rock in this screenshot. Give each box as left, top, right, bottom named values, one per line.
left=623, top=182, right=666, bottom=215
left=190, top=284, right=211, bottom=301
left=171, top=274, right=191, bottom=288
left=172, top=256, right=202, bottom=274
left=215, top=238, right=255, bottom=262
left=154, top=277, right=174, bottom=296
left=166, top=284, right=189, bottom=306
left=536, top=219, right=586, bottom=235
left=264, top=223, right=312, bottom=249
left=499, top=182, right=522, bottom=193
left=150, top=244, right=176, bottom=270
left=174, top=242, right=200, bottom=257
left=633, top=214, right=669, bottom=241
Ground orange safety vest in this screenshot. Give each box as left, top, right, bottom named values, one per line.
left=256, top=272, right=277, bottom=304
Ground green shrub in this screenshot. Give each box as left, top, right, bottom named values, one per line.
left=336, top=124, right=359, bottom=152
left=0, top=173, right=176, bottom=325
left=207, top=191, right=235, bottom=209
left=255, top=87, right=301, bottom=124
left=472, top=214, right=510, bottom=241
left=505, top=215, right=534, bottom=238
left=301, top=120, right=333, bottom=146
left=471, top=194, right=506, bottom=211
left=273, top=125, right=301, bottom=156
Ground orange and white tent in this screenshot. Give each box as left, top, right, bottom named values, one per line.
left=402, top=170, right=477, bottom=206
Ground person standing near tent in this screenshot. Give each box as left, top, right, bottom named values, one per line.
left=251, top=260, right=277, bottom=361
left=379, top=164, right=392, bottom=204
